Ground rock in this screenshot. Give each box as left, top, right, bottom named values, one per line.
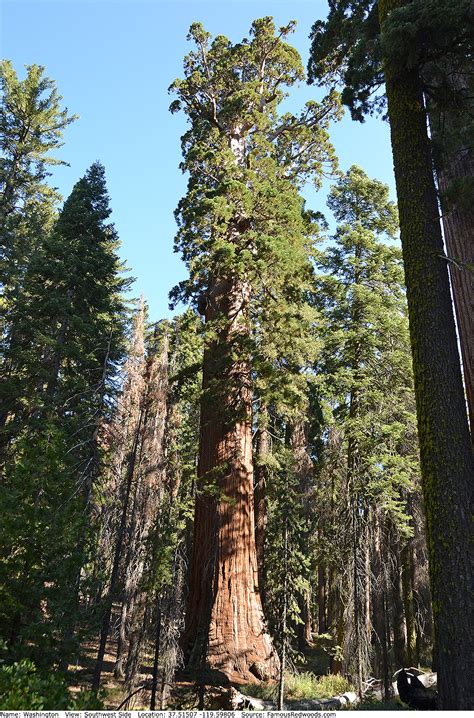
left=396, top=668, right=438, bottom=710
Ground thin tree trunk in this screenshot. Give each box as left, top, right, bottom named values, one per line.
left=278, top=515, right=288, bottom=712
left=92, top=408, right=144, bottom=692
left=300, top=587, right=313, bottom=648
left=317, top=563, right=326, bottom=633
left=391, top=530, right=408, bottom=667
left=373, top=511, right=391, bottom=699
left=401, top=541, right=416, bottom=666
left=381, top=591, right=391, bottom=701
left=379, top=1, right=474, bottom=707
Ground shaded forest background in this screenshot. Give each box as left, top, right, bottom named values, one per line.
left=0, top=0, right=473, bottom=711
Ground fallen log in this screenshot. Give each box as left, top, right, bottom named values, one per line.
left=224, top=686, right=359, bottom=711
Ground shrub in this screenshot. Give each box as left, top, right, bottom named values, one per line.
left=0, top=659, right=103, bottom=710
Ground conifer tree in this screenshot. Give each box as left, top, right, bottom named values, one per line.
left=0, top=61, right=75, bottom=228
left=0, top=61, right=75, bottom=435
left=0, top=162, right=129, bottom=668
left=171, top=17, right=339, bottom=681
left=313, top=166, right=422, bottom=688
left=308, top=0, right=474, bottom=433
left=308, top=6, right=474, bottom=707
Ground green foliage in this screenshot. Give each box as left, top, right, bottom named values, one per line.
left=0, top=60, right=76, bottom=219
left=240, top=672, right=354, bottom=701
left=0, top=162, right=130, bottom=667
left=285, top=671, right=354, bottom=700
left=239, top=680, right=278, bottom=701
left=0, top=658, right=103, bottom=710
left=170, top=17, right=339, bottom=422
left=354, top=696, right=407, bottom=710
left=307, top=0, right=472, bottom=121
left=0, top=60, right=77, bottom=343
left=313, top=166, right=418, bottom=534
left=265, top=444, right=311, bottom=642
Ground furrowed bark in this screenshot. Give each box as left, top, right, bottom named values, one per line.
left=426, top=68, right=474, bottom=433
left=182, top=123, right=278, bottom=682
left=182, top=277, right=278, bottom=681
left=379, top=1, right=474, bottom=707
left=254, top=406, right=269, bottom=601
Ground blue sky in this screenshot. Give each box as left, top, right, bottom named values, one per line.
left=1, top=0, right=396, bottom=321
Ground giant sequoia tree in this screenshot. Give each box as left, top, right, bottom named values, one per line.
left=308, top=1, right=474, bottom=708
left=170, top=18, right=339, bottom=681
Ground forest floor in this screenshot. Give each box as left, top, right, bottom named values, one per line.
left=66, top=609, right=154, bottom=709
left=67, top=631, right=406, bottom=710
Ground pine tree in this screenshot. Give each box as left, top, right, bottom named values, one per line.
left=0, top=59, right=75, bottom=233
left=308, top=6, right=474, bottom=707
left=171, top=17, right=339, bottom=681
left=0, top=162, right=129, bottom=668
left=308, top=0, right=474, bottom=432
left=0, top=61, right=75, bottom=435
left=313, top=166, right=423, bottom=689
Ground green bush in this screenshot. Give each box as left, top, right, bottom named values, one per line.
left=0, top=659, right=103, bottom=710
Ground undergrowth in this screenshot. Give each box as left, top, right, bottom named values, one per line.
left=240, top=671, right=354, bottom=702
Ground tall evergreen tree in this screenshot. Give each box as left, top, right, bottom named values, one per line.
left=0, top=60, right=75, bottom=229
left=171, top=17, right=339, bottom=681
left=313, top=166, right=421, bottom=690
left=308, top=5, right=474, bottom=708
left=92, top=299, right=147, bottom=691
left=0, top=61, right=76, bottom=434
left=0, top=162, right=130, bottom=668
left=307, top=0, right=474, bottom=432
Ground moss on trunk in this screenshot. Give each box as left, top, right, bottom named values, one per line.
left=379, top=0, right=474, bottom=708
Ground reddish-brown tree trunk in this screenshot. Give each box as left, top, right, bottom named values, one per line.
left=254, top=406, right=269, bottom=597
left=182, top=278, right=278, bottom=682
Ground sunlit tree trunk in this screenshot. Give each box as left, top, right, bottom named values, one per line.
left=183, top=277, right=278, bottom=681
left=254, top=406, right=269, bottom=600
